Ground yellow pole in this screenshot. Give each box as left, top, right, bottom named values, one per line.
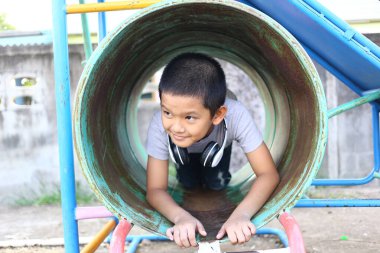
left=80, top=219, right=117, bottom=253
left=67, top=0, right=161, bottom=14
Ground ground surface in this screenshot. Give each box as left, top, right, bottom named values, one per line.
left=0, top=186, right=379, bottom=253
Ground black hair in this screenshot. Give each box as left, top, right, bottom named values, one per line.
left=159, top=52, right=227, bottom=116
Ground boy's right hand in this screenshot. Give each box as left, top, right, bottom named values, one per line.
left=166, top=213, right=207, bottom=248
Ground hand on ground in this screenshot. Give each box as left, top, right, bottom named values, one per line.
left=166, top=214, right=207, bottom=248
left=216, top=215, right=256, bottom=244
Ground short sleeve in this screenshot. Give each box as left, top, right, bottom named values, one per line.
left=231, top=101, right=263, bottom=153
left=145, top=111, right=169, bottom=160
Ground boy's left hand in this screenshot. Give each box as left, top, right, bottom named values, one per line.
left=215, top=214, right=256, bottom=244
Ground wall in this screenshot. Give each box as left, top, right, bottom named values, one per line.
left=0, top=44, right=86, bottom=204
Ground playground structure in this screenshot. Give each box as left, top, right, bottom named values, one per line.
left=52, top=0, right=380, bottom=252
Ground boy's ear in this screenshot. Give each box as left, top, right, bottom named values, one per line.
left=212, top=106, right=227, bottom=125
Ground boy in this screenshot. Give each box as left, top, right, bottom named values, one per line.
left=146, top=53, right=279, bottom=248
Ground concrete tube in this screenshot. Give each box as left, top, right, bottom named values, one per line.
left=73, top=0, right=327, bottom=240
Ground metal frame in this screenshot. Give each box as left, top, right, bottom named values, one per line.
left=51, top=0, right=380, bottom=252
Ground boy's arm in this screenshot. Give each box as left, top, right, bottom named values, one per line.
left=146, top=155, right=186, bottom=221
left=216, top=142, right=280, bottom=243
left=146, top=155, right=206, bottom=247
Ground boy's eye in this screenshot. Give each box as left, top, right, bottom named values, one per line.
left=185, top=116, right=195, bottom=121
left=163, top=110, right=172, bottom=117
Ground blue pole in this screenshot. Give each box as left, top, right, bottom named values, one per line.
left=372, top=106, right=380, bottom=171
left=312, top=170, right=375, bottom=186
left=296, top=199, right=380, bottom=207
left=98, top=0, right=107, bottom=42
left=52, top=0, right=79, bottom=252
left=256, top=228, right=288, bottom=247
left=312, top=104, right=380, bottom=186
left=126, top=235, right=169, bottom=253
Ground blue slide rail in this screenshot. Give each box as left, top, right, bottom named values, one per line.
left=241, top=0, right=380, bottom=95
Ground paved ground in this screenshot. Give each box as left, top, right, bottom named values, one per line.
left=0, top=186, right=379, bottom=253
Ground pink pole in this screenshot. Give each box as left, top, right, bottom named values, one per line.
left=109, top=219, right=133, bottom=253
left=278, top=212, right=305, bottom=253
left=76, top=206, right=114, bottom=220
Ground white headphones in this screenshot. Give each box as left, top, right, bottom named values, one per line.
left=168, top=119, right=228, bottom=167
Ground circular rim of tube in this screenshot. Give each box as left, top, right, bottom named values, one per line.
left=73, top=0, right=328, bottom=237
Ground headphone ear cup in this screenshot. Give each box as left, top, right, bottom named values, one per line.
left=200, top=141, right=220, bottom=167
left=174, top=145, right=190, bottom=165
left=168, top=136, right=190, bottom=165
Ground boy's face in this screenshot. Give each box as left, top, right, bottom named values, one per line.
left=160, top=93, right=225, bottom=148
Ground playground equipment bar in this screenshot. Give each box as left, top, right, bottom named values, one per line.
left=296, top=198, right=380, bottom=207
left=79, top=0, right=93, bottom=59
left=109, top=219, right=133, bottom=253
left=97, top=0, right=107, bottom=42
left=313, top=105, right=380, bottom=186
left=66, top=0, right=160, bottom=14
left=52, top=0, right=80, bottom=251
left=80, top=219, right=117, bottom=253
left=327, top=90, right=380, bottom=118
left=76, top=206, right=113, bottom=220
left=313, top=168, right=378, bottom=186
left=278, top=212, right=305, bottom=253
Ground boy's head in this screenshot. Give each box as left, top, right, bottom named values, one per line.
left=159, top=52, right=227, bottom=117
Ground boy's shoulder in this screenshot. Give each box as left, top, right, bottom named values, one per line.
left=150, top=110, right=166, bottom=133
left=225, top=98, right=249, bottom=117
left=225, top=98, right=263, bottom=153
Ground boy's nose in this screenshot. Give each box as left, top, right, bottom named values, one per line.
left=170, top=120, right=185, bottom=133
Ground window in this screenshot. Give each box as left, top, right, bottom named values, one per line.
left=140, top=92, right=153, bottom=100
left=14, top=77, right=37, bottom=87
left=13, top=96, right=34, bottom=106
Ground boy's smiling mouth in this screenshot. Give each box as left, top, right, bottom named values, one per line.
left=171, top=133, right=188, bottom=141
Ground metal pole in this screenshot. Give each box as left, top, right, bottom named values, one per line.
left=278, top=212, right=305, bottom=253
left=372, top=106, right=380, bottom=171
left=109, top=219, right=133, bottom=253
left=81, top=219, right=117, bottom=253
left=79, top=0, right=93, bottom=60
left=296, top=198, right=380, bottom=207
left=52, top=0, right=80, bottom=252
left=312, top=170, right=375, bottom=186
left=98, top=0, right=107, bottom=42
left=328, top=90, right=380, bottom=118
left=66, top=0, right=160, bottom=14
left=312, top=104, right=380, bottom=186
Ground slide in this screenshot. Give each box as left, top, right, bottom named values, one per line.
left=243, top=0, right=380, bottom=99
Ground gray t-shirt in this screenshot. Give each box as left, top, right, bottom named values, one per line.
left=146, top=98, right=263, bottom=160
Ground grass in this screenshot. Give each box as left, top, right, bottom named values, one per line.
left=14, top=181, right=98, bottom=206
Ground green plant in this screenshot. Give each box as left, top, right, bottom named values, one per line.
left=14, top=181, right=98, bottom=206
left=0, top=13, right=15, bottom=31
